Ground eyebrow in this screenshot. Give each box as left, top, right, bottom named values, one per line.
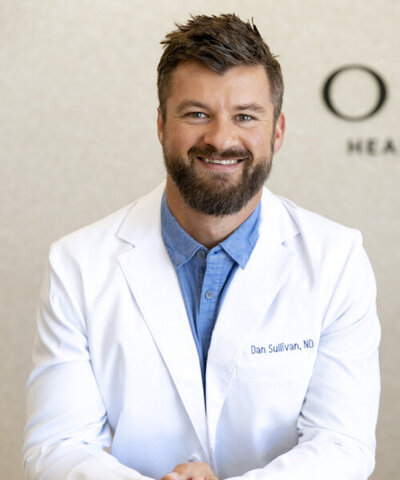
left=233, top=103, right=266, bottom=114
left=176, top=100, right=209, bottom=114
left=175, top=100, right=266, bottom=115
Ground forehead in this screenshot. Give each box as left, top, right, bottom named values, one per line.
left=166, top=61, right=272, bottom=109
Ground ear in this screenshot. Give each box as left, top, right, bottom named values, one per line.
left=157, top=107, right=164, bottom=144
left=272, top=113, right=286, bottom=154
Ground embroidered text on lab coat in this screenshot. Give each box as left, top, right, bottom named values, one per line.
left=251, top=338, right=314, bottom=355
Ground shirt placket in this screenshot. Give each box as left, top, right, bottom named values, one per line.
left=197, top=248, right=228, bottom=366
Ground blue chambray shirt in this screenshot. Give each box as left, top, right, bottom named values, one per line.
left=161, top=193, right=261, bottom=385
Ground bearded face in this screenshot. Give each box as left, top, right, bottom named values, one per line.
left=162, top=142, right=274, bottom=216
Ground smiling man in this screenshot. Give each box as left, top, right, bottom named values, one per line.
left=24, top=14, right=380, bottom=480
left=159, top=60, right=284, bottom=247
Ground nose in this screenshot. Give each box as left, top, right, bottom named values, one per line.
left=203, top=117, right=238, bottom=151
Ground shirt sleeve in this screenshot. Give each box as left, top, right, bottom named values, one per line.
left=224, top=232, right=381, bottom=480
left=23, top=242, right=154, bottom=480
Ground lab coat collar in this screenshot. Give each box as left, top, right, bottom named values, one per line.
left=205, top=187, right=299, bottom=457
left=116, top=181, right=210, bottom=460
left=117, top=183, right=298, bottom=252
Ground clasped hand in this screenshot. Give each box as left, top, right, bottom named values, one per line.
left=161, top=461, right=219, bottom=480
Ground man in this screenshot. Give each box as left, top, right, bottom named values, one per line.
left=24, top=14, right=380, bottom=480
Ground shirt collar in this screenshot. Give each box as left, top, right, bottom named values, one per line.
left=161, top=194, right=204, bottom=268
left=219, top=201, right=260, bottom=269
left=161, top=193, right=260, bottom=269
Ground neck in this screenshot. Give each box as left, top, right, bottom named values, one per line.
left=165, top=177, right=262, bottom=249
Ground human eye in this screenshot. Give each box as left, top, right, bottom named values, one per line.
left=186, top=112, right=208, bottom=119
left=236, top=113, right=254, bottom=122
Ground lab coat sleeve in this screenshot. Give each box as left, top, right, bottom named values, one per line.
left=225, top=232, right=381, bottom=480
left=23, top=242, right=154, bottom=480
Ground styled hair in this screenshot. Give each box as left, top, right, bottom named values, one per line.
left=157, top=13, right=284, bottom=123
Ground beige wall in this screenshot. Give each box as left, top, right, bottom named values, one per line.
left=1, top=1, right=399, bottom=478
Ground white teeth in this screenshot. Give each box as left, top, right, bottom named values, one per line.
left=202, top=158, right=240, bottom=165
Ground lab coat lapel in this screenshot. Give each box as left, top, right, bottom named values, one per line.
left=206, top=188, right=298, bottom=454
left=116, top=184, right=208, bottom=457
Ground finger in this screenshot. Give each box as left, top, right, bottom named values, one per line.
left=161, top=473, right=179, bottom=480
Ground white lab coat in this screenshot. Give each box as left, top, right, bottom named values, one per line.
left=23, top=183, right=380, bottom=480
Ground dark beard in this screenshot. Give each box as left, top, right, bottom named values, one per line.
left=163, top=144, right=273, bottom=216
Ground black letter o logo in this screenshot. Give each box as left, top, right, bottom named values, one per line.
left=322, top=65, right=387, bottom=121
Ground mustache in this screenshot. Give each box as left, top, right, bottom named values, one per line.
left=187, top=145, right=252, bottom=161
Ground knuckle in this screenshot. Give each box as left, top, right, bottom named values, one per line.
left=174, top=463, right=187, bottom=474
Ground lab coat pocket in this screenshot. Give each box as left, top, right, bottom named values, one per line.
left=232, top=358, right=315, bottom=424
left=236, top=357, right=314, bottom=382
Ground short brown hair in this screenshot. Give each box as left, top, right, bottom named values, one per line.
left=157, top=14, right=284, bottom=123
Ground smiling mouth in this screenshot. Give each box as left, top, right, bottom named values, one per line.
left=197, top=156, right=244, bottom=165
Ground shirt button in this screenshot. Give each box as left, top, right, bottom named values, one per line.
left=197, top=250, right=206, bottom=259
left=188, top=454, right=200, bottom=462
left=205, top=290, right=213, bottom=299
